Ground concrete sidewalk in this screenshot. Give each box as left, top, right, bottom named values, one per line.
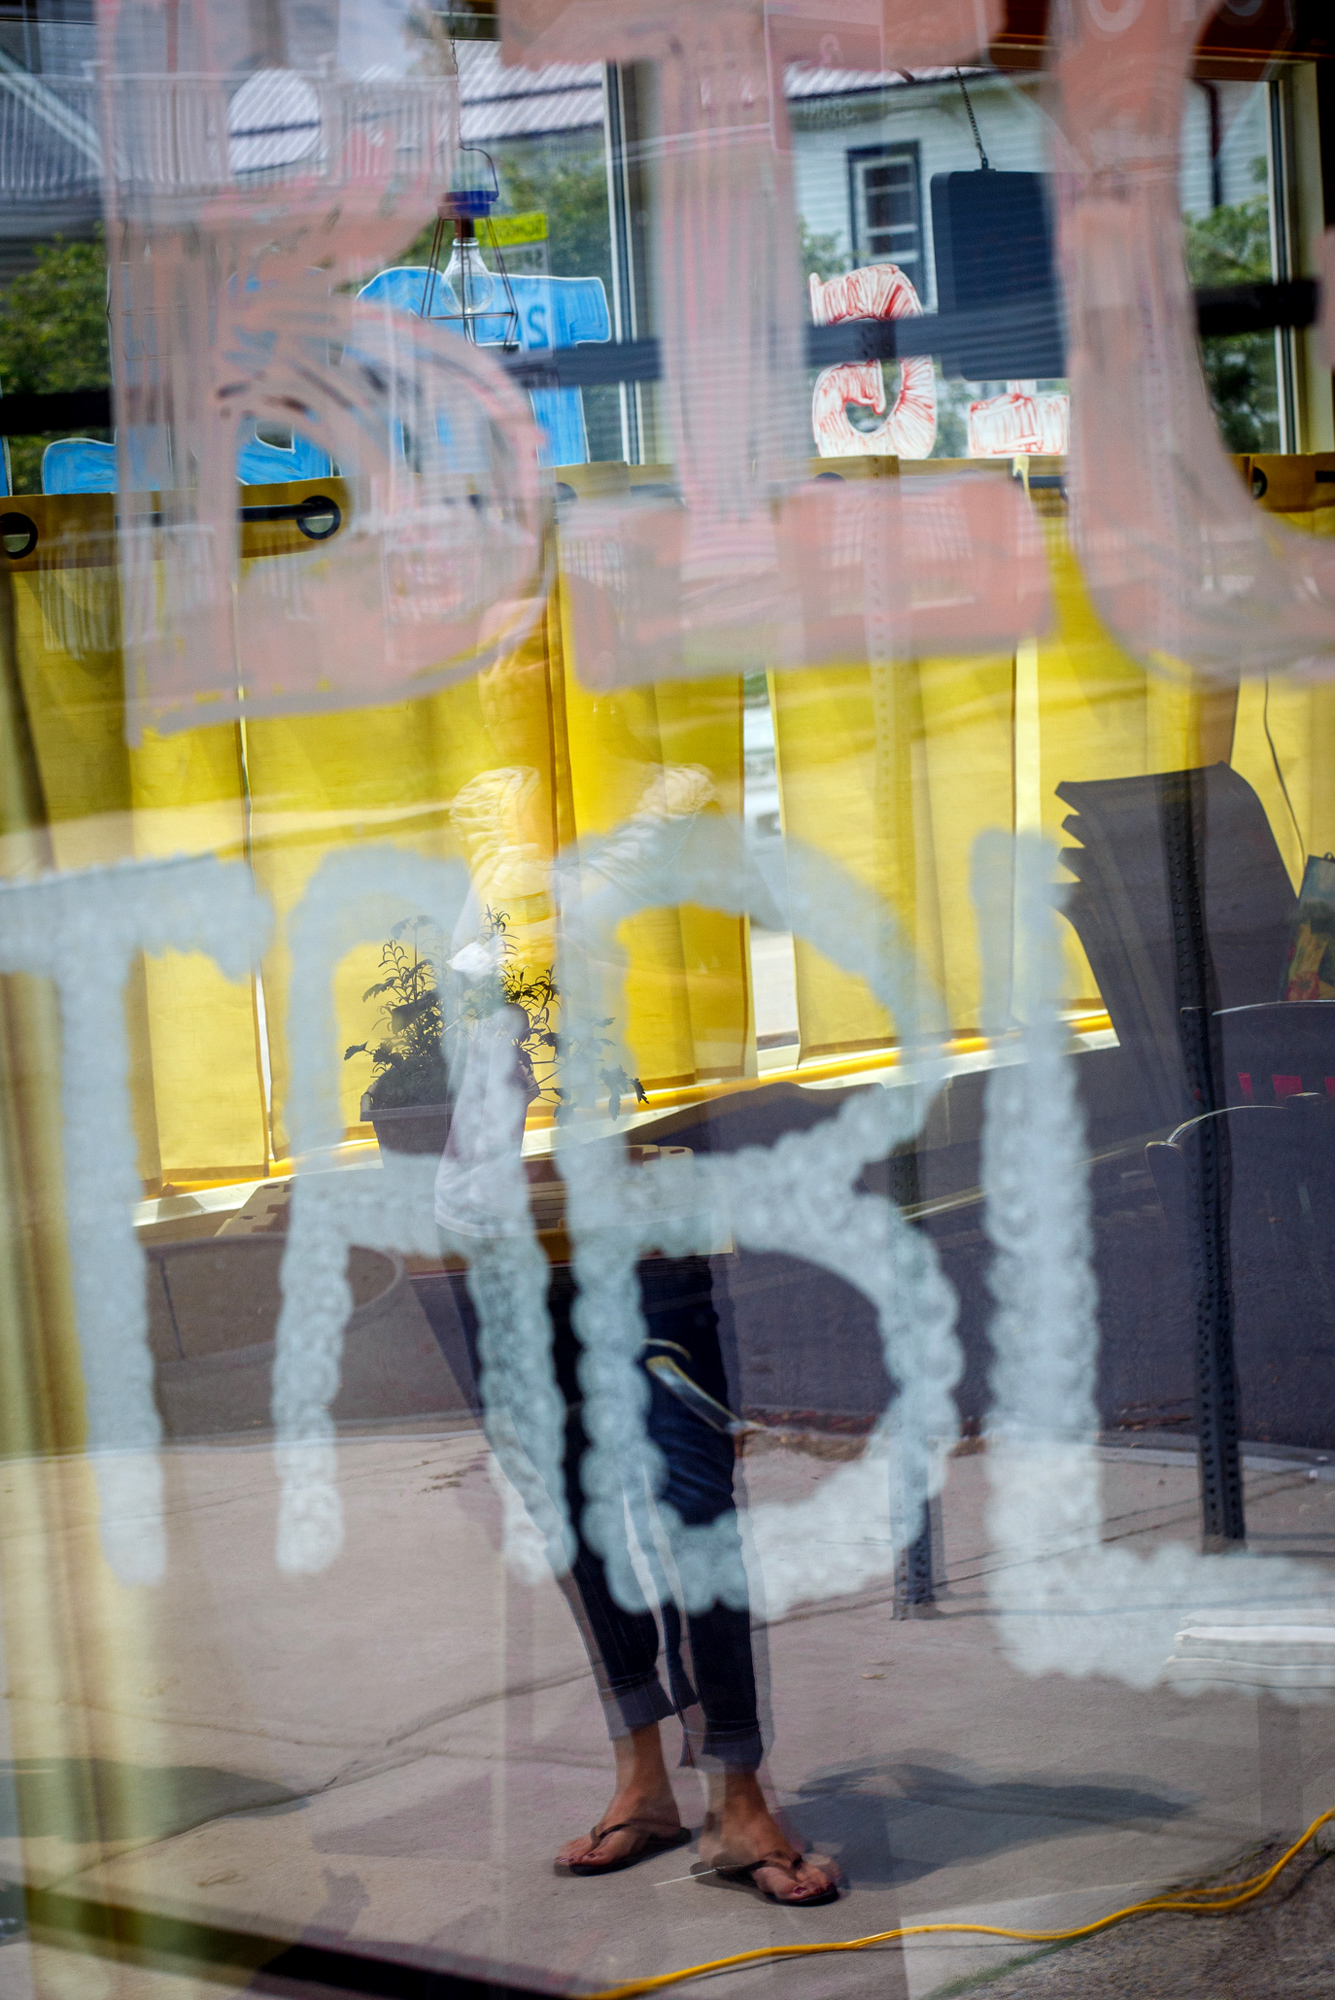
left=0, top=1429, right=1332, bottom=1999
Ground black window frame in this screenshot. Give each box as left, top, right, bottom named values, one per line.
left=847, top=138, right=924, bottom=278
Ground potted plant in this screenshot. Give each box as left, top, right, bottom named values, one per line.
left=344, top=910, right=647, bottom=1156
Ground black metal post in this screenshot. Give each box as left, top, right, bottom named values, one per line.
left=1164, top=772, right=1245, bottom=1550
left=894, top=1474, right=943, bottom=1618
left=892, top=1144, right=942, bottom=1616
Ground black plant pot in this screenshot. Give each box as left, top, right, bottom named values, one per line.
left=362, top=1092, right=453, bottom=1157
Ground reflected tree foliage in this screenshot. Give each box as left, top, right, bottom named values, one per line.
left=1185, top=161, right=1279, bottom=454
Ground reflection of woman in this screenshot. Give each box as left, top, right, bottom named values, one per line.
left=435, top=1000, right=838, bottom=1906
left=546, top=1258, right=837, bottom=1903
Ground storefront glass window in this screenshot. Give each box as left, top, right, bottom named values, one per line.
left=0, top=5, right=1334, bottom=1998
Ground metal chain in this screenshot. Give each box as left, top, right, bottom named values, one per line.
left=955, top=68, right=990, bottom=171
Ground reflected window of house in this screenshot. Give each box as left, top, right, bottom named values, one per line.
left=849, top=141, right=922, bottom=280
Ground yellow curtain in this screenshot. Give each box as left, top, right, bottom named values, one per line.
left=1230, top=453, right=1335, bottom=889
left=553, top=466, right=750, bottom=1090
left=249, top=572, right=749, bottom=1144
left=245, top=621, right=564, bottom=1156
left=771, top=642, right=1016, bottom=1054
left=772, top=461, right=1025, bottom=1052
left=555, top=663, right=749, bottom=1087
left=0, top=550, right=83, bottom=1454
left=2, top=494, right=267, bottom=1188
left=12, top=460, right=1318, bottom=1179
left=0, top=483, right=749, bottom=1175
left=770, top=459, right=1240, bottom=1054
left=1023, top=469, right=1238, bottom=1006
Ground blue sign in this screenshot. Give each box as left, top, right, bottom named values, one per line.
left=40, top=422, right=332, bottom=496
left=42, top=437, right=117, bottom=494
left=356, top=264, right=611, bottom=468
left=34, top=260, right=610, bottom=493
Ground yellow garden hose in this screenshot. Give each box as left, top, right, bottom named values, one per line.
left=578, top=1808, right=1335, bottom=2000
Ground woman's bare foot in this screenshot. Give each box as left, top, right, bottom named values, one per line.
left=698, top=1772, right=839, bottom=1903
left=556, top=1721, right=684, bottom=1872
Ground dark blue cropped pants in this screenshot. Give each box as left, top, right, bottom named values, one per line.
left=550, top=1258, right=762, bottom=1773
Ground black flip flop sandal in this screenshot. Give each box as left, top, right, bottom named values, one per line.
left=715, top=1850, right=841, bottom=1906
left=559, top=1819, right=693, bottom=1877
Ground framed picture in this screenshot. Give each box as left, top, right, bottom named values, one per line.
left=1280, top=854, right=1335, bottom=1000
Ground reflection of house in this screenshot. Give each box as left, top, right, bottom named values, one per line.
left=790, top=68, right=1031, bottom=311
left=461, top=51, right=1272, bottom=344
left=0, top=23, right=607, bottom=284
left=0, top=8, right=101, bottom=280
left=0, top=24, right=1277, bottom=384
left=451, top=52, right=1278, bottom=463
left=458, top=38, right=602, bottom=146
left=786, top=65, right=1272, bottom=451
left=787, top=65, right=1270, bottom=309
